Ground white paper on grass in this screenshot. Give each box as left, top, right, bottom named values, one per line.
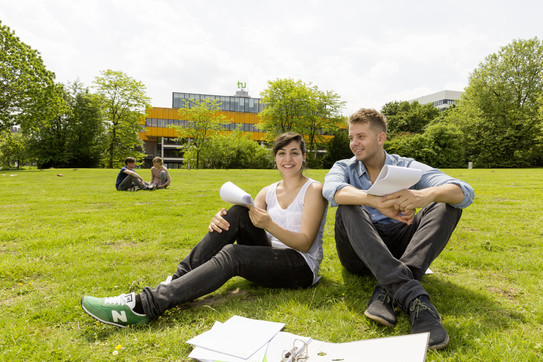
left=189, top=324, right=429, bottom=362
left=220, top=181, right=254, bottom=206
left=189, top=328, right=312, bottom=362
left=366, top=165, right=422, bottom=196
left=307, top=332, right=429, bottom=362
left=186, top=315, right=284, bottom=359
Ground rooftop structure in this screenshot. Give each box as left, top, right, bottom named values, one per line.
left=410, top=90, right=463, bottom=110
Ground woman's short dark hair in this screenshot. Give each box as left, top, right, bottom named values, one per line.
left=272, top=132, right=306, bottom=157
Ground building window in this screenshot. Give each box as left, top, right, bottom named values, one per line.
left=172, top=92, right=262, bottom=113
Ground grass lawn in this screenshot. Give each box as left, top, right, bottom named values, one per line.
left=0, top=167, right=542, bottom=361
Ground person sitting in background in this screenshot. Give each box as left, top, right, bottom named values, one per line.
left=81, top=132, right=327, bottom=327
left=150, top=157, right=171, bottom=189
left=115, top=157, right=153, bottom=191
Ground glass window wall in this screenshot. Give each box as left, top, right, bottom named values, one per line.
left=172, top=92, right=263, bottom=113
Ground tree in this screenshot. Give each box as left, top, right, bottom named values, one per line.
left=93, top=70, right=150, bottom=168
left=64, top=81, right=105, bottom=167
left=322, top=128, right=352, bottom=169
left=259, top=79, right=345, bottom=158
left=422, top=122, right=466, bottom=168
left=25, top=81, right=105, bottom=168
left=382, top=108, right=467, bottom=168
left=452, top=38, right=543, bottom=167
left=381, top=100, right=440, bottom=137
left=171, top=98, right=226, bottom=169
left=25, top=82, right=71, bottom=168
left=535, top=93, right=543, bottom=165
left=385, top=133, right=434, bottom=165
left=0, top=21, right=56, bottom=133
left=0, top=129, right=29, bottom=169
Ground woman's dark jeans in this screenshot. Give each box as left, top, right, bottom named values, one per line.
left=140, top=205, right=314, bottom=319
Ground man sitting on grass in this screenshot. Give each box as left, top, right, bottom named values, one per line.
left=322, top=108, right=475, bottom=350
left=115, top=157, right=154, bottom=191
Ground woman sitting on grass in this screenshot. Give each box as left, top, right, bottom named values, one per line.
left=149, top=156, right=171, bottom=189
left=81, top=132, right=328, bottom=327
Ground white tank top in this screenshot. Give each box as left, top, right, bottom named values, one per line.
left=265, top=178, right=327, bottom=284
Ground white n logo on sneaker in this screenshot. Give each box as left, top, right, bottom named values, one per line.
left=112, top=311, right=127, bottom=323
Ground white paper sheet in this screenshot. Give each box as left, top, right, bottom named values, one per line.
left=187, top=316, right=429, bottom=362
left=189, top=330, right=429, bottom=362
left=220, top=181, right=254, bottom=206
left=307, top=332, right=429, bottom=362
left=189, top=329, right=312, bottom=362
left=366, top=165, right=422, bottom=196
left=186, top=315, right=284, bottom=359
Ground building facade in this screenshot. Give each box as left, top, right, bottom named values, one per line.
left=140, top=90, right=266, bottom=168
left=410, top=90, right=463, bottom=110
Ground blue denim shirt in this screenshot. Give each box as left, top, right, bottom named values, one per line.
left=323, top=152, right=475, bottom=224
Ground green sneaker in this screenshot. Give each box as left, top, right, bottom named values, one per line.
left=81, top=292, right=149, bottom=328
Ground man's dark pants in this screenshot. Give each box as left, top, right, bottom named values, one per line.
left=334, top=203, right=462, bottom=310
left=117, top=175, right=146, bottom=191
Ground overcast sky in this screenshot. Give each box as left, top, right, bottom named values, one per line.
left=2, top=0, right=542, bottom=115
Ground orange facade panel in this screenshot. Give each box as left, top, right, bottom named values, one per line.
left=146, top=107, right=180, bottom=120
left=145, top=107, right=261, bottom=123
left=142, top=107, right=265, bottom=140
left=142, top=127, right=178, bottom=138
left=221, top=111, right=261, bottom=124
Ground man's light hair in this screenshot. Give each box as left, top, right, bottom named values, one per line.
left=348, top=108, right=387, bottom=134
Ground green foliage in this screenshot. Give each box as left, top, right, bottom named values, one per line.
left=451, top=37, right=543, bottom=167
left=423, top=122, right=466, bottom=168
left=0, top=168, right=542, bottom=360
left=385, top=132, right=433, bottom=163
left=381, top=100, right=440, bottom=137
left=93, top=70, right=150, bottom=168
left=24, top=83, right=71, bottom=168
left=0, top=21, right=56, bottom=133
left=64, top=82, right=105, bottom=167
left=172, top=98, right=226, bottom=169
left=0, top=129, right=30, bottom=169
left=184, top=129, right=273, bottom=169
left=259, top=78, right=345, bottom=152
left=385, top=122, right=466, bottom=168
left=26, top=81, right=105, bottom=168
left=380, top=100, right=468, bottom=167
left=322, top=129, right=353, bottom=169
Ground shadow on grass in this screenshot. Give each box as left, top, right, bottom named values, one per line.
left=335, top=268, right=526, bottom=351
left=79, top=270, right=526, bottom=355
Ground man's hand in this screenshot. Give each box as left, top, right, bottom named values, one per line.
left=377, top=198, right=416, bottom=224
left=382, top=189, right=433, bottom=211
left=368, top=194, right=416, bottom=225
left=209, top=208, right=230, bottom=233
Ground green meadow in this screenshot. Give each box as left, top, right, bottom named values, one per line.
left=0, top=168, right=542, bottom=361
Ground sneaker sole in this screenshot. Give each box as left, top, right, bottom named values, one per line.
left=81, top=297, right=127, bottom=328
left=364, top=309, right=397, bottom=328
